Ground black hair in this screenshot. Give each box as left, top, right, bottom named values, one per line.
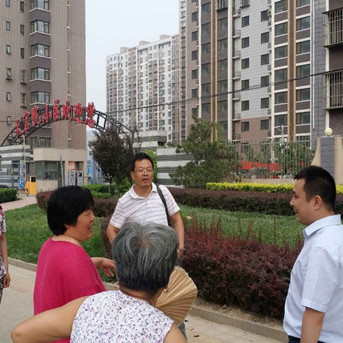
left=295, top=165, right=336, bottom=211
left=129, top=152, right=154, bottom=172
left=47, top=186, right=94, bottom=235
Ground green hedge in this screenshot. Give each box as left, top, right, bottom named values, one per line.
left=0, top=188, right=17, bottom=203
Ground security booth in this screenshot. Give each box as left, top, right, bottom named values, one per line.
left=25, top=176, right=37, bottom=195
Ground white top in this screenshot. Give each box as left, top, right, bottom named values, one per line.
left=284, top=215, right=343, bottom=342
left=71, top=290, right=173, bottom=343
left=110, top=183, right=180, bottom=229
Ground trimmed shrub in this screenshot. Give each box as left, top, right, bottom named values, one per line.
left=182, top=218, right=302, bottom=319
left=0, top=188, right=17, bottom=203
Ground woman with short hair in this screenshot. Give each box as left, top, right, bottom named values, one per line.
left=12, top=222, right=186, bottom=343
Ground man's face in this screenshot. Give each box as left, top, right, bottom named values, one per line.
left=131, top=159, right=154, bottom=188
left=290, top=178, right=315, bottom=226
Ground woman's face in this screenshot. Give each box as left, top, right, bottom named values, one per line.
left=65, top=209, right=95, bottom=243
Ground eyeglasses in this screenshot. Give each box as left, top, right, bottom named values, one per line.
left=134, top=168, right=153, bottom=174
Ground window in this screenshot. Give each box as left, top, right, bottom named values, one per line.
left=296, top=16, right=310, bottom=31
left=192, top=89, right=198, bottom=98
left=20, top=48, right=25, bottom=59
left=202, top=83, right=210, bottom=96
left=202, top=103, right=210, bottom=114
left=274, top=68, right=287, bottom=82
left=275, top=0, right=287, bottom=13
left=202, top=63, right=210, bottom=74
left=20, top=24, right=24, bottom=35
left=218, top=59, right=227, bottom=71
left=275, top=22, right=287, bottom=36
left=218, top=17, right=228, bottom=30
left=191, top=31, right=198, bottom=41
left=275, top=114, right=286, bottom=126
left=242, top=16, right=249, bottom=27
left=217, top=0, right=228, bottom=10
left=241, top=121, right=249, bottom=132
left=31, top=43, right=50, bottom=57
left=202, top=23, right=210, bottom=34
left=30, top=0, right=49, bottom=10
left=296, top=64, right=310, bottom=78
left=218, top=79, right=228, bottom=92
left=6, top=116, right=12, bottom=125
left=261, top=119, right=269, bottom=130
left=31, top=20, right=49, bottom=34
left=296, top=88, right=310, bottom=101
left=31, top=91, right=50, bottom=104
left=261, top=97, right=270, bottom=108
left=242, top=100, right=250, bottom=111
left=242, top=37, right=249, bottom=48
left=6, top=92, right=12, bottom=102
left=6, top=21, right=11, bottom=31
left=296, top=0, right=310, bottom=7
left=261, top=54, right=269, bottom=65
left=191, top=50, right=198, bottom=60
left=218, top=38, right=227, bottom=51
left=6, top=0, right=10, bottom=7
left=261, top=32, right=269, bottom=43
left=6, top=68, right=12, bottom=79
left=6, top=45, right=11, bottom=55
left=192, top=69, right=198, bottom=79
left=21, top=93, right=27, bottom=107
left=20, top=1, right=24, bottom=12
left=275, top=45, right=287, bottom=59
left=296, top=40, right=310, bottom=54
left=261, top=75, right=269, bottom=87
left=275, top=91, right=287, bottom=104
left=296, top=111, right=310, bottom=124
left=202, top=3, right=210, bottom=13
left=191, top=12, right=198, bottom=22
left=202, top=43, right=210, bottom=54
left=241, top=79, right=249, bottom=91
left=218, top=100, right=228, bottom=111
left=31, top=67, right=50, bottom=80
left=192, top=107, right=198, bottom=116
left=242, top=58, right=249, bottom=69
left=261, top=10, right=269, bottom=22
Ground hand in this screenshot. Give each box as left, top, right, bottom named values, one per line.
left=3, top=273, right=10, bottom=288
left=92, top=258, right=115, bottom=277
left=177, top=248, right=185, bottom=259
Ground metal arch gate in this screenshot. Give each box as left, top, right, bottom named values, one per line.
left=1, top=100, right=134, bottom=147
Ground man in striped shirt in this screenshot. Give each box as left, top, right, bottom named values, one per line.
left=107, top=152, right=185, bottom=258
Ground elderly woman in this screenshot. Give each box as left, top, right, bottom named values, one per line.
left=0, top=204, right=10, bottom=303
left=12, top=222, right=186, bottom=343
left=33, top=186, right=114, bottom=343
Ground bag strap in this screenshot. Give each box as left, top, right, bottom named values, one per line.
left=156, top=185, right=172, bottom=227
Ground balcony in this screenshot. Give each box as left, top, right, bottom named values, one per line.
left=323, top=8, right=343, bottom=47
left=233, top=29, right=241, bottom=39
left=233, top=112, right=241, bottom=120
left=240, top=0, right=250, bottom=8
left=216, top=0, right=228, bottom=11
left=324, top=70, right=343, bottom=109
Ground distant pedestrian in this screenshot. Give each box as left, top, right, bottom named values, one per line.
left=284, top=166, right=343, bottom=342
left=0, top=204, right=10, bottom=304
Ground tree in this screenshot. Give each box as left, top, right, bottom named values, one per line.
left=88, top=125, right=138, bottom=194
left=170, top=118, right=238, bottom=188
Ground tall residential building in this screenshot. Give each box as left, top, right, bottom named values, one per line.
left=0, top=0, right=86, bottom=187
left=323, top=1, right=343, bottom=133
left=106, top=35, right=182, bottom=143
left=185, top=0, right=340, bottom=143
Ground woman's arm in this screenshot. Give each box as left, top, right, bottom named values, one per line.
left=11, top=297, right=87, bottom=343
left=91, top=257, right=115, bottom=277
left=1, top=233, right=10, bottom=287
left=164, top=323, right=187, bottom=343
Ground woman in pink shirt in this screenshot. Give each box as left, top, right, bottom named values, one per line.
left=34, top=186, right=114, bottom=343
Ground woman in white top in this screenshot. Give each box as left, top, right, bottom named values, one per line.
left=12, top=221, right=186, bottom=343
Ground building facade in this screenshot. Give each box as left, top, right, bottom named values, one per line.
left=0, top=0, right=86, bottom=188
left=106, top=35, right=184, bottom=143
left=184, top=0, right=341, bottom=144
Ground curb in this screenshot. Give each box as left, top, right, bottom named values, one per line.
left=9, top=258, right=286, bottom=342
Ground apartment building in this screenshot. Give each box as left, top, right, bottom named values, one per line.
left=323, top=0, right=343, bottom=133
left=0, top=0, right=86, bottom=187
left=106, top=35, right=182, bottom=143
left=185, top=0, right=338, bottom=143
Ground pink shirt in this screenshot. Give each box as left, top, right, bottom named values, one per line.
left=34, top=238, right=105, bottom=343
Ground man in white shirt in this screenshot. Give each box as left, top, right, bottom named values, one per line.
left=107, top=152, right=185, bottom=256
left=284, top=165, right=343, bottom=343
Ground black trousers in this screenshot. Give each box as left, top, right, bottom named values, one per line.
left=288, top=335, right=325, bottom=343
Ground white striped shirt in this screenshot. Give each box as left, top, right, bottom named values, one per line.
left=110, top=183, right=180, bottom=229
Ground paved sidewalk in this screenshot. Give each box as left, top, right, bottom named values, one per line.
left=1, top=195, right=37, bottom=211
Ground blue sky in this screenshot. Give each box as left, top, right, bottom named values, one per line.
left=86, top=0, right=179, bottom=112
